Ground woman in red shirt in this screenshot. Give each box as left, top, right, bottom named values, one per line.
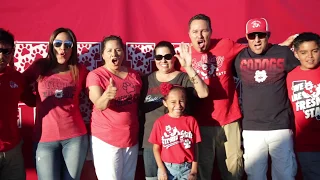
left=23, top=28, right=88, bottom=180
left=86, top=35, right=142, bottom=180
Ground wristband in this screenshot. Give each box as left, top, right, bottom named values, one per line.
left=190, top=73, right=198, bottom=84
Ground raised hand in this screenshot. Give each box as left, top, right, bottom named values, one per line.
left=175, top=42, right=192, bottom=68
left=105, top=78, right=117, bottom=100
left=279, top=34, right=299, bottom=46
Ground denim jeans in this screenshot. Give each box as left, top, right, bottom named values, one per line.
left=34, top=135, right=88, bottom=180
left=143, top=148, right=158, bottom=180
left=0, top=141, right=25, bottom=180
left=159, top=162, right=192, bottom=180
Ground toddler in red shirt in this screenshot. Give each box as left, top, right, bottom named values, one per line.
left=149, top=83, right=201, bottom=180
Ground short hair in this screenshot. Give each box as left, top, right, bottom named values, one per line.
left=0, top=28, right=14, bottom=48
left=188, top=14, right=212, bottom=31
left=154, top=41, right=176, bottom=56
left=293, top=32, right=320, bottom=50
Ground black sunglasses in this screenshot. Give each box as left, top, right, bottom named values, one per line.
left=155, top=54, right=173, bottom=60
left=53, top=40, right=73, bottom=49
left=0, top=48, right=12, bottom=55
left=247, top=32, right=268, bottom=40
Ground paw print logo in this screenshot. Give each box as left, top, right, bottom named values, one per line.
left=78, top=44, right=90, bottom=55
left=80, top=56, right=92, bottom=69
left=20, top=57, right=34, bottom=72
left=31, top=48, right=45, bottom=60
left=134, top=55, right=144, bottom=67
left=122, top=82, right=135, bottom=94
left=90, top=46, right=100, bottom=61
left=254, top=70, right=268, bottom=83
left=18, top=44, right=31, bottom=56
left=183, top=139, right=191, bottom=149
left=55, top=89, right=64, bottom=98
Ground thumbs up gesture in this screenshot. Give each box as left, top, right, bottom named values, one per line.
left=105, top=78, right=117, bottom=100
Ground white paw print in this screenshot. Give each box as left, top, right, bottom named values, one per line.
left=183, top=139, right=191, bottom=149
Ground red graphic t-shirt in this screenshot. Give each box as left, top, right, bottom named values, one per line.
left=0, top=67, right=25, bottom=151
left=23, top=62, right=88, bottom=142
left=184, top=39, right=246, bottom=126
left=287, top=66, right=320, bottom=152
left=86, top=67, right=142, bottom=148
left=149, top=114, right=201, bottom=163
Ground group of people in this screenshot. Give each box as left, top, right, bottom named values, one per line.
left=0, top=13, right=319, bottom=180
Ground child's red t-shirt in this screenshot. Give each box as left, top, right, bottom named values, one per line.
left=149, top=114, right=201, bottom=163
left=287, top=66, right=320, bottom=152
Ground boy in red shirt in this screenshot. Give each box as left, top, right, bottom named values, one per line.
left=0, top=28, right=34, bottom=180
left=149, top=83, right=201, bottom=180
left=287, top=32, right=320, bottom=180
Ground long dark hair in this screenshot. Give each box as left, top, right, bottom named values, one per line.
left=37, top=27, right=79, bottom=82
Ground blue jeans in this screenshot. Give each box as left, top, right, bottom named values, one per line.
left=34, top=135, right=88, bottom=180
left=160, top=162, right=192, bottom=180
left=143, top=148, right=158, bottom=179
left=297, top=152, right=320, bottom=180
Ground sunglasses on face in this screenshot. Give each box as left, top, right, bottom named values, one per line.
left=0, top=48, right=12, bottom=55
left=53, top=40, right=73, bottom=49
left=247, top=32, right=268, bottom=40
left=155, top=54, right=173, bottom=60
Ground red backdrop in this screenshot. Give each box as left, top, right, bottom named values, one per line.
left=1, top=0, right=320, bottom=179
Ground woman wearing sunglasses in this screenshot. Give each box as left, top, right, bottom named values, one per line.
left=140, top=41, right=209, bottom=180
left=23, top=27, right=88, bottom=180
left=86, top=35, right=142, bottom=180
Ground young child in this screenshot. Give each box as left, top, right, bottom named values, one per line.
left=287, top=32, right=320, bottom=180
left=148, top=82, right=201, bottom=180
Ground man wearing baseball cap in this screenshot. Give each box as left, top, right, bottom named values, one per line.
left=234, top=18, right=299, bottom=180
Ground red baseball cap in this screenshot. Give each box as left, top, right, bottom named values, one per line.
left=246, top=18, right=269, bottom=34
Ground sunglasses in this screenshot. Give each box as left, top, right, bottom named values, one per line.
left=53, top=40, right=73, bottom=49
left=0, top=48, right=12, bottom=55
left=247, top=32, right=268, bottom=40
left=155, top=54, right=173, bottom=60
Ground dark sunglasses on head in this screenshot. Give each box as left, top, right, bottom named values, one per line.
left=0, top=48, right=12, bottom=55
left=247, top=32, right=268, bottom=40
left=53, top=40, right=73, bottom=49
left=155, top=54, right=173, bottom=60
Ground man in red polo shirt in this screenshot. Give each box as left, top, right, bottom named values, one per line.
left=0, top=28, right=34, bottom=180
